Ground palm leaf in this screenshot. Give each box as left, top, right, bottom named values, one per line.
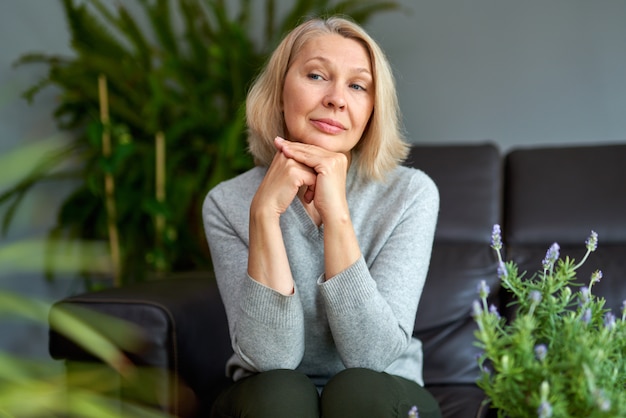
left=90, top=0, right=153, bottom=70
left=139, top=0, right=179, bottom=57
left=62, top=0, right=131, bottom=59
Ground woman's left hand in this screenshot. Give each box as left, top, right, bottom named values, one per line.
left=274, top=137, right=351, bottom=225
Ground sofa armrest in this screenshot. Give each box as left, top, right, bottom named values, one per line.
left=48, top=273, right=232, bottom=417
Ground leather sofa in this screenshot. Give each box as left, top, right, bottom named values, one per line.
left=48, top=142, right=626, bottom=418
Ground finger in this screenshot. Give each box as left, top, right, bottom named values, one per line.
left=274, top=136, right=287, bottom=152
left=270, top=148, right=318, bottom=189
left=276, top=138, right=331, bottom=168
left=271, top=141, right=318, bottom=203
left=303, top=184, right=315, bottom=204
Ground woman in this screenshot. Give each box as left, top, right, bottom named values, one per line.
left=203, top=16, right=441, bottom=418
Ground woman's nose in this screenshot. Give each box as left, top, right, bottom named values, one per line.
left=323, top=84, right=346, bottom=109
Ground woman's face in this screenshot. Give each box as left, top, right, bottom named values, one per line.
left=281, top=34, right=374, bottom=156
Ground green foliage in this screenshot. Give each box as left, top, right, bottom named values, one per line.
left=0, top=288, right=178, bottom=417
left=2, top=0, right=399, bottom=284
left=0, top=236, right=173, bottom=417
left=474, top=228, right=626, bottom=417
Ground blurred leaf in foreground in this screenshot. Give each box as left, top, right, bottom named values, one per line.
left=0, top=238, right=111, bottom=275
left=0, top=289, right=177, bottom=417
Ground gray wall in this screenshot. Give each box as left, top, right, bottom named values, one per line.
left=3, top=1, right=626, bottom=155
left=1, top=0, right=625, bottom=357
left=1, top=1, right=80, bottom=360
left=365, top=0, right=626, bottom=150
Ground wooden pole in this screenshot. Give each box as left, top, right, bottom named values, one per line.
left=98, top=74, right=122, bottom=286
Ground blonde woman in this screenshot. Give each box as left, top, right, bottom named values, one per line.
left=203, top=16, right=441, bottom=418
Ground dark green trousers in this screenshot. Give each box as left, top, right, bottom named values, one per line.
left=210, top=368, right=442, bottom=418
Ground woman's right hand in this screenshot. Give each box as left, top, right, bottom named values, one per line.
left=250, top=138, right=318, bottom=220
left=248, top=138, right=318, bottom=295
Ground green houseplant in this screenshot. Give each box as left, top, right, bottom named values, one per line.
left=474, top=225, right=626, bottom=417
left=1, top=0, right=399, bottom=285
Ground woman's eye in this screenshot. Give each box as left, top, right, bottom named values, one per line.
left=308, top=73, right=324, bottom=81
left=350, top=83, right=366, bottom=91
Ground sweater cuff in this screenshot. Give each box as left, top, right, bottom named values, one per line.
left=241, top=275, right=303, bottom=328
left=318, top=256, right=377, bottom=315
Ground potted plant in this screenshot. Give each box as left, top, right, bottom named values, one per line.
left=473, top=225, right=626, bottom=417
left=1, top=0, right=399, bottom=286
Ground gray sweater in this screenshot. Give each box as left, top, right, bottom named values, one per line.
left=202, top=163, right=439, bottom=387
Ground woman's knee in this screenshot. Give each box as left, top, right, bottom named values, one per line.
left=320, top=368, right=390, bottom=415
left=211, top=369, right=319, bottom=418
left=320, top=368, right=441, bottom=418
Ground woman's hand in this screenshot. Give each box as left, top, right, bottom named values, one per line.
left=274, top=136, right=350, bottom=225
left=274, top=136, right=360, bottom=279
left=250, top=141, right=318, bottom=220
left=248, top=136, right=360, bottom=290
left=248, top=138, right=319, bottom=295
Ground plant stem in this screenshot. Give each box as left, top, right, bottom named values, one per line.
left=573, top=248, right=592, bottom=271
left=98, top=74, right=121, bottom=286
left=155, top=131, right=166, bottom=273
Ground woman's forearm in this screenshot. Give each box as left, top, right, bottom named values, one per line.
left=322, top=212, right=362, bottom=280
left=248, top=205, right=295, bottom=295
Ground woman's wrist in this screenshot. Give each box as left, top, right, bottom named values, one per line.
left=250, top=196, right=282, bottom=224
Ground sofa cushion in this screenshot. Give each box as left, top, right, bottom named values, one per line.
left=504, top=144, right=626, bottom=314
left=405, top=144, right=502, bottom=385
left=504, top=144, right=626, bottom=245
left=405, top=144, right=502, bottom=243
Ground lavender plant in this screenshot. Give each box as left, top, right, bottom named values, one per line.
left=473, top=225, right=626, bottom=417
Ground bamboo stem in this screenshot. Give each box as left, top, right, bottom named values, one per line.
left=98, top=74, right=121, bottom=286
left=155, top=131, right=166, bottom=251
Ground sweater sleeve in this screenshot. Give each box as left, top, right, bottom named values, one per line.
left=318, top=170, right=439, bottom=371
left=202, top=181, right=306, bottom=373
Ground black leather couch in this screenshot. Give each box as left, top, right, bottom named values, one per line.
left=48, top=143, right=626, bottom=418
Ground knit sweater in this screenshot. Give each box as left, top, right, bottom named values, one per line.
left=202, top=163, right=439, bottom=387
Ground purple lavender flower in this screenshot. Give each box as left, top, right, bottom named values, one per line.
left=585, top=230, right=598, bottom=252
left=491, top=224, right=502, bottom=251
left=575, top=231, right=600, bottom=269
left=408, top=405, right=419, bottom=418
left=535, top=344, right=548, bottom=361
left=579, top=286, right=590, bottom=305
left=604, top=312, right=616, bottom=330
left=472, top=300, right=483, bottom=318
left=497, top=261, right=508, bottom=279
left=489, top=304, right=501, bottom=319
left=480, top=362, right=493, bottom=376
left=529, top=290, right=542, bottom=304
left=537, top=401, right=553, bottom=418
left=477, top=280, right=490, bottom=299
left=590, top=270, right=603, bottom=285
left=542, top=243, right=560, bottom=271
left=581, top=308, right=592, bottom=324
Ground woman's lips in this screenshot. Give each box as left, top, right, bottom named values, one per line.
left=311, top=118, right=346, bottom=134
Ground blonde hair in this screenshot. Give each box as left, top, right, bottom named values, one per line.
left=246, top=16, right=408, bottom=181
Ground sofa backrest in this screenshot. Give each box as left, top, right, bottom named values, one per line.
left=504, top=144, right=626, bottom=315
left=405, top=143, right=502, bottom=385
